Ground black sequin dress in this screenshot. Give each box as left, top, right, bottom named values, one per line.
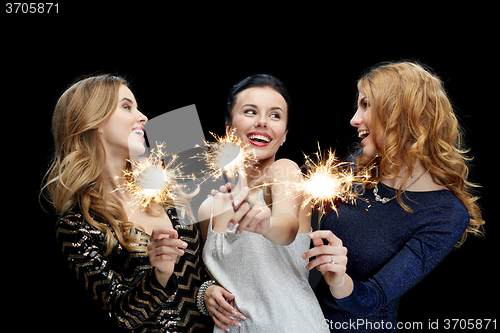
left=55, top=206, right=213, bottom=332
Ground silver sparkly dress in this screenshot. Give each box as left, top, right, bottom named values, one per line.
left=203, top=191, right=329, bottom=333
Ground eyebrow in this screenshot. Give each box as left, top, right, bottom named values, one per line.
left=240, top=103, right=257, bottom=110
left=240, top=103, right=284, bottom=112
left=119, top=97, right=134, bottom=104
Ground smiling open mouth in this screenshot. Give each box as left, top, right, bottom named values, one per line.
left=358, top=130, right=370, bottom=139
left=247, top=132, right=273, bottom=147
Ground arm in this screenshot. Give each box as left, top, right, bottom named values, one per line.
left=230, top=159, right=300, bottom=245
left=197, top=197, right=247, bottom=331
left=56, top=212, right=178, bottom=330
left=304, top=204, right=469, bottom=317
left=262, top=159, right=301, bottom=244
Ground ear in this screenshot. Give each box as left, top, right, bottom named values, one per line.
left=281, top=129, right=288, bottom=145
left=225, top=123, right=231, bottom=135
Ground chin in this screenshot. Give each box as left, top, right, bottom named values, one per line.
left=254, top=145, right=280, bottom=160
left=362, top=145, right=379, bottom=158
left=128, top=135, right=146, bottom=158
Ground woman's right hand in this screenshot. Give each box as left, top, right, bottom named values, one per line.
left=147, top=227, right=187, bottom=287
left=204, top=284, right=246, bottom=331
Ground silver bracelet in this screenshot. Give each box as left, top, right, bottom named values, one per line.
left=197, top=280, right=216, bottom=316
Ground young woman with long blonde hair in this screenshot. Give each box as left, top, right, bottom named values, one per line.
left=43, top=75, right=212, bottom=332
left=303, top=62, right=484, bottom=332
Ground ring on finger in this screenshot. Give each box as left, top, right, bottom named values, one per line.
left=330, top=256, right=335, bottom=265
left=247, top=200, right=254, bottom=208
left=218, top=305, right=221, bottom=311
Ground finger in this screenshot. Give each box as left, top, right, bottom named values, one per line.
left=226, top=182, right=235, bottom=192
left=229, top=201, right=252, bottom=229
left=302, top=243, right=336, bottom=261
left=218, top=290, right=246, bottom=320
left=302, top=238, right=347, bottom=261
left=209, top=301, right=241, bottom=329
left=236, top=206, right=259, bottom=234
left=151, top=227, right=178, bottom=241
left=156, top=238, right=188, bottom=251
left=315, top=261, right=347, bottom=276
left=231, top=186, right=249, bottom=209
left=305, top=254, right=346, bottom=271
left=213, top=296, right=237, bottom=318
left=211, top=314, right=231, bottom=332
left=240, top=201, right=267, bottom=231
left=311, top=234, right=326, bottom=248
left=219, top=287, right=235, bottom=302
left=148, top=238, right=187, bottom=258
left=151, top=244, right=185, bottom=257
left=309, top=230, right=343, bottom=246
left=250, top=207, right=269, bottom=228
left=154, top=253, right=181, bottom=261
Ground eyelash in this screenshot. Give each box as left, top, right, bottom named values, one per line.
left=359, top=100, right=369, bottom=109
left=243, top=109, right=281, bottom=119
left=123, top=104, right=132, bottom=111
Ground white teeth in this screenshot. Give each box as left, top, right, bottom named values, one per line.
left=248, top=134, right=271, bottom=143
left=133, top=129, right=144, bottom=136
left=358, top=130, right=370, bottom=138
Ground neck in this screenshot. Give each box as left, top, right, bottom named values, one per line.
left=104, top=156, right=129, bottom=199
left=229, top=156, right=275, bottom=193
left=380, top=159, right=427, bottom=190
left=248, top=155, right=275, bottom=189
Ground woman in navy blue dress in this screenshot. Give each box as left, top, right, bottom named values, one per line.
left=302, top=62, right=484, bottom=332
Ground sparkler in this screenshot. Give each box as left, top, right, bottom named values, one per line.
left=295, top=144, right=370, bottom=228
left=200, top=128, right=257, bottom=183
left=120, top=142, right=192, bottom=210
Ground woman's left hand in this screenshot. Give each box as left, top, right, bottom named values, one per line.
left=229, top=193, right=272, bottom=235
left=302, top=230, right=348, bottom=287
left=226, top=172, right=272, bottom=235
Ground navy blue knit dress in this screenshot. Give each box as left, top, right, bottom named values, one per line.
left=315, top=182, right=469, bottom=332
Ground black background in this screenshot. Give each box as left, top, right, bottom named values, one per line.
left=3, top=7, right=496, bottom=332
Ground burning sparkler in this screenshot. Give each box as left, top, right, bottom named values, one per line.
left=120, top=142, right=191, bottom=210
left=295, top=144, right=370, bottom=228
left=200, top=129, right=257, bottom=183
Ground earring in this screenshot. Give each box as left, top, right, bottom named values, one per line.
left=280, top=143, right=283, bottom=147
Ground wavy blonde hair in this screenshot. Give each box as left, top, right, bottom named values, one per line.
left=356, top=62, right=484, bottom=246
left=42, top=75, right=193, bottom=255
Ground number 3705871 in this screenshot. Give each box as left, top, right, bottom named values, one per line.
left=6, top=3, right=58, bottom=14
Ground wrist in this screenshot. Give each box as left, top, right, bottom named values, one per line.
left=329, top=274, right=353, bottom=300
left=154, top=268, right=172, bottom=288
left=197, top=280, right=216, bottom=316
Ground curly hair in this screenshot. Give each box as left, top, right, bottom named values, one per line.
left=356, top=61, right=484, bottom=246
left=42, top=75, right=193, bottom=255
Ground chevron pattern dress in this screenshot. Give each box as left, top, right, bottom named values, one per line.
left=55, top=206, right=212, bottom=332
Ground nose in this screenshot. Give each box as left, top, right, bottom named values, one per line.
left=255, top=113, right=267, bottom=128
left=350, top=108, right=363, bottom=128
left=138, top=110, right=148, bottom=125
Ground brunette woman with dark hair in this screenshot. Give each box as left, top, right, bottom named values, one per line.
left=198, top=74, right=328, bottom=332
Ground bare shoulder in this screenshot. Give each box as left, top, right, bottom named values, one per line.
left=266, top=158, right=301, bottom=181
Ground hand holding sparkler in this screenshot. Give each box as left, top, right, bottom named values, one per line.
left=147, top=227, right=188, bottom=287
left=302, top=230, right=353, bottom=299
left=227, top=170, right=272, bottom=236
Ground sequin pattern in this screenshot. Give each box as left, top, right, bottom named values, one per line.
left=56, top=206, right=212, bottom=332
left=202, top=191, right=329, bottom=333
left=315, top=182, right=470, bottom=332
